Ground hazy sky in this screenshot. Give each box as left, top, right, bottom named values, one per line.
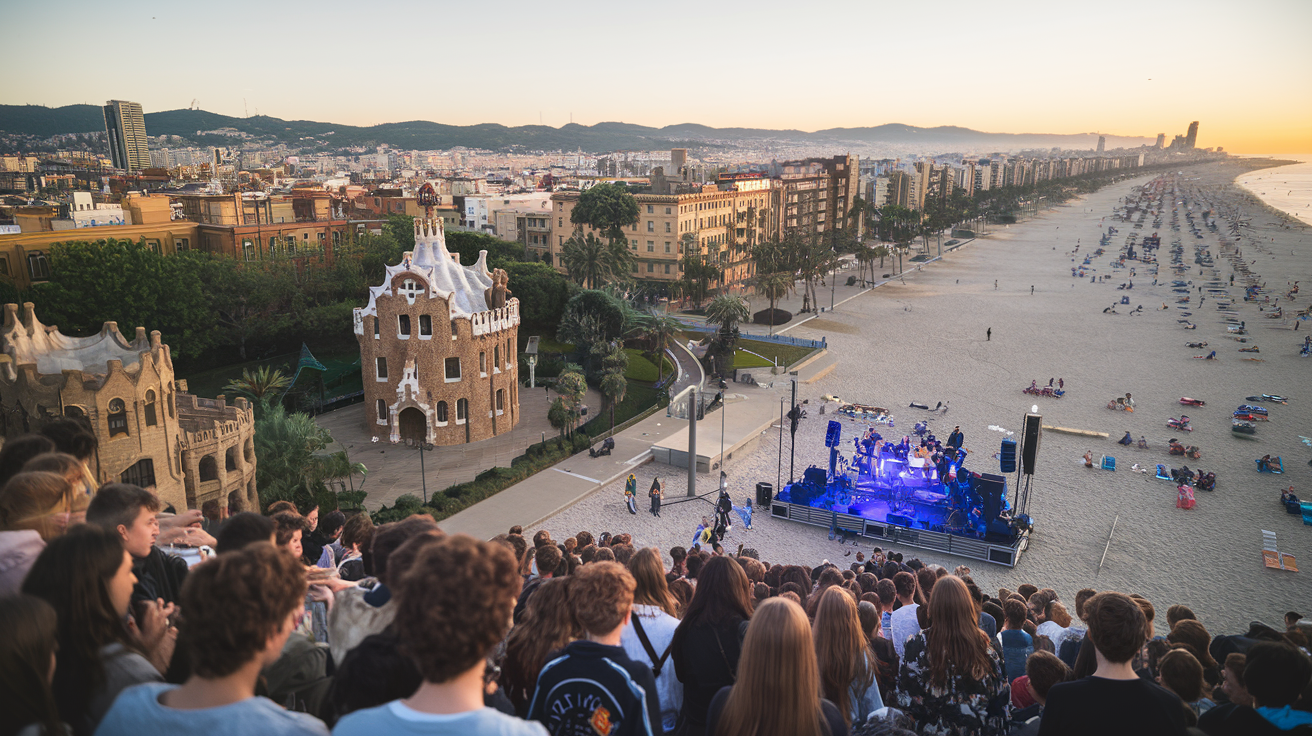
left=4, top=0, right=1309, bottom=153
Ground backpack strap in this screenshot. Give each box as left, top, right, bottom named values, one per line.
left=631, top=613, right=673, bottom=677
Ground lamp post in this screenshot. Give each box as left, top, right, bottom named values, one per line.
left=718, top=378, right=727, bottom=469
left=418, top=440, right=433, bottom=504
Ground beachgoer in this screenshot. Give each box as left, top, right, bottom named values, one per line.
left=649, top=477, right=663, bottom=517
left=1084, top=451, right=1094, bottom=469
left=987, top=327, right=991, bottom=341
left=1058, top=378, right=1064, bottom=389
left=624, top=474, right=637, bottom=515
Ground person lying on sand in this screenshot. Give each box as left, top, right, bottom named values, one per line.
left=1084, top=451, right=1094, bottom=468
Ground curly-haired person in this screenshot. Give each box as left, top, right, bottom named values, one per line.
left=95, top=542, right=327, bottom=735
left=333, top=533, right=547, bottom=736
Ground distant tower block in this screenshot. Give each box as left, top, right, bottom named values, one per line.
left=1155, top=133, right=1166, bottom=149
left=1185, top=121, right=1199, bottom=149
left=671, top=148, right=688, bottom=174
left=353, top=218, right=520, bottom=446
left=1096, top=136, right=1106, bottom=153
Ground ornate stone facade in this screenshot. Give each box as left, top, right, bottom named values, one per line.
left=354, top=218, right=520, bottom=445
left=0, top=303, right=257, bottom=513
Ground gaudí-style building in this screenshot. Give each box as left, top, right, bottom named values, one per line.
left=354, top=218, right=520, bottom=445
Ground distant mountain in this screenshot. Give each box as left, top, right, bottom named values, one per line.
left=0, top=104, right=1153, bottom=153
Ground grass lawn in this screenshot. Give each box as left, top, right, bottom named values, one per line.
left=527, top=336, right=575, bottom=354
left=736, top=339, right=814, bottom=368
left=623, top=348, right=676, bottom=383
left=733, top=349, right=774, bottom=369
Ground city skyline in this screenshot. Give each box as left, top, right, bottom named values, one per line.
left=1, top=0, right=1309, bottom=154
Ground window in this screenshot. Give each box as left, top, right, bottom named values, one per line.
left=456, top=398, right=468, bottom=423
left=374, top=317, right=380, bottom=339
left=376, top=357, right=388, bottom=380
left=647, top=205, right=654, bottom=214
left=419, top=315, right=432, bottom=336
left=665, top=264, right=671, bottom=274
left=242, top=240, right=255, bottom=261
left=436, top=401, right=449, bottom=424
left=107, top=398, right=128, bottom=437
left=398, top=314, right=411, bottom=337
left=647, top=221, right=654, bottom=232
left=647, top=241, right=654, bottom=252
left=479, top=351, right=487, bottom=375
left=168, top=391, right=174, bottom=418
left=269, top=236, right=278, bottom=254
left=451, top=320, right=459, bottom=338
left=445, top=357, right=461, bottom=381
left=64, top=405, right=84, bottom=418
left=377, top=399, right=387, bottom=422
left=332, top=231, right=341, bottom=249
left=27, top=252, right=50, bottom=281
left=120, top=458, right=156, bottom=488
left=198, top=455, right=218, bottom=482
left=496, top=389, right=505, bottom=414
left=665, top=222, right=671, bottom=233
left=176, top=238, right=189, bottom=252
left=144, top=390, right=157, bottom=427
left=664, top=241, right=671, bottom=253
left=647, top=262, right=654, bottom=273
left=665, top=207, right=672, bottom=215
left=494, top=345, right=500, bottom=371
left=147, top=239, right=161, bottom=254
left=506, top=339, right=512, bottom=366
left=558, top=217, right=563, bottom=227
left=225, top=447, right=237, bottom=471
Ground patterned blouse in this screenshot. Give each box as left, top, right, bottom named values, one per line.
left=893, top=629, right=1012, bottom=736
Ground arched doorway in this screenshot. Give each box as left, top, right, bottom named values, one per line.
left=398, top=407, right=427, bottom=444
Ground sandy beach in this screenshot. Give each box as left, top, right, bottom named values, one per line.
left=530, top=159, right=1310, bottom=634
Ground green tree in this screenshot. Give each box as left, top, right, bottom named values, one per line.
left=638, top=312, right=681, bottom=383
left=554, top=368, right=588, bottom=436
left=571, top=183, right=640, bottom=246
left=223, top=366, right=291, bottom=410
left=253, top=404, right=363, bottom=510
left=561, top=232, right=612, bottom=289
left=704, top=293, right=749, bottom=334
left=502, top=261, right=574, bottom=329
left=557, top=290, right=626, bottom=355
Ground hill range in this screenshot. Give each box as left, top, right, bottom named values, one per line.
left=0, top=104, right=1153, bottom=153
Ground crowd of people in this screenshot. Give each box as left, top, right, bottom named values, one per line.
left=1, top=421, right=1310, bottom=736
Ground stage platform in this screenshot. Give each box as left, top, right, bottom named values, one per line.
left=770, top=496, right=1029, bottom=566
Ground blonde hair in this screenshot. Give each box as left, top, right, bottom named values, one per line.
left=715, top=598, right=825, bottom=736
left=0, top=472, right=83, bottom=541
left=813, top=586, right=873, bottom=726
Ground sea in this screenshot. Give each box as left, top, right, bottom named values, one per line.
left=1234, top=153, right=1312, bottom=228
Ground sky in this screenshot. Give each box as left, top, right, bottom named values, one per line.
left=3, top=0, right=1309, bottom=154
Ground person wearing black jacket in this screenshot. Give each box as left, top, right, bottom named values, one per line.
left=670, top=556, right=753, bottom=736
left=528, top=562, right=660, bottom=736
left=86, top=483, right=187, bottom=607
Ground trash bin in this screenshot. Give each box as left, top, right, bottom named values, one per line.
left=755, top=482, right=774, bottom=507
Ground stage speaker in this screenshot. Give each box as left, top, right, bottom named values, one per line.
left=999, top=438, right=1017, bottom=474
left=885, top=513, right=914, bottom=528
left=825, top=420, right=842, bottom=448
left=985, top=518, right=1014, bottom=543
left=756, top=482, right=774, bottom=507
left=803, top=467, right=828, bottom=488
left=1021, top=413, right=1042, bottom=475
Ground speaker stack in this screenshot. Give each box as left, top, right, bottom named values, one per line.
left=1020, top=414, right=1042, bottom=475
left=999, top=438, right=1017, bottom=474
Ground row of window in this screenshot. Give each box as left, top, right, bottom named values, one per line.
left=241, top=231, right=344, bottom=262
left=376, top=390, right=507, bottom=425
left=632, top=262, right=676, bottom=274
left=69, top=390, right=175, bottom=439
left=374, top=343, right=513, bottom=382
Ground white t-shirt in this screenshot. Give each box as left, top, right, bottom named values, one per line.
left=888, top=603, right=921, bottom=658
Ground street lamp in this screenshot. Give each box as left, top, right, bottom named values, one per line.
left=718, top=378, right=728, bottom=467
left=525, top=336, right=540, bottom=389
left=418, top=439, right=434, bottom=503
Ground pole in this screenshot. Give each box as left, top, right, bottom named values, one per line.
left=777, top=395, right=784, bottom=493
left=418, top=441, right=427, bottom=504
left=1099, top=514, right=1120, bottom=571
left=686, top=387, right=697, bottom=497
left=719, top=379, right=726, bottom=468
left=789, top=376, right=798, bottom=484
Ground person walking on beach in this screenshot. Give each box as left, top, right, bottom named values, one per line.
left=987, top=327, right=992, bottom=341
left=649, top=477, right=663, bottom=517
left=1031, top=285, right=1035, bottom=295
left=995, top=280, right=998, bottom=290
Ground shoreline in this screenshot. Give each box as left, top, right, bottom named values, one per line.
left=530, top=159, right=1310, bottom=634
left=1232, top=154, right=1312, bottom=229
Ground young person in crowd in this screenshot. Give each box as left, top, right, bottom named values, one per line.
left=999, top=598, right=1036, bottom=683
left=0, top=471, right=85, bottom=596
left=620, top=547, right=683, bottom=733
left=22, top=526, right=172, bottom=736
left=671, top=556, right=753, bottom=736
left=1009, top=650, right=1071, bottom=736
left=0, top=435, right=56, bottom=488
left=895, top=576, right=1011, bottom=735
left=1039, top=592, right=1189, bottom=736
left=0, top=594, right=64, bottom=736
left=38, top=419, right=99, bottom=490
left=887, top=571, right=921, bottom=658
left=95, top=542, right=328, bottom=735
left=1197, top=641, right=1312, bottom=735
left=305, top=510, right=345, bottom=568
left=706, top=598, right=847, bottom=736
left=336, top=513, right=374, bottom=582
left=1157, top=648, right=1214, bottom=722
left=500, top=577, right=577, bottom=716
left=513, top=542, right=561, bottom=623
left=214, top=512, right=276, bottom=555
left=527, top=561, right=660, bottom=736
left=334, top=534, right=546, bottom=736
left=86, top=483, right=187, bottom=606
left=813, top=586, right=884, bottom=727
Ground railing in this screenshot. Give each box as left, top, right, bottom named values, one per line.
left=683, top=324, right=825, bottom=349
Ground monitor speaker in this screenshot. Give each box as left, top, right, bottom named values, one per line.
left=1021, top=413, right=1042, bottom=475
left=999, top=438, right=1017, bottom=474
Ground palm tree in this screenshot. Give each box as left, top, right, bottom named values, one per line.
left=224, top=366, right=292, bottom=407
left=600, top=371, right=628, bottom=432
left=253, top=404, right=363, bottom=510
left=756, top=271, right=791, bottom=315
left=640, top=312, right=682, bottom=383
left=704, top=293, right=750, bottom=334
left=561, top=232, right=609, bottom=289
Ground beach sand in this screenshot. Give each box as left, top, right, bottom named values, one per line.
left=530, top=159, right=1310, bottom=634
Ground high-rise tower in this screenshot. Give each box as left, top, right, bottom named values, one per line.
left=1185, top=121, right=1199, bottom=150
left=103, top=100, right=150, bottom=171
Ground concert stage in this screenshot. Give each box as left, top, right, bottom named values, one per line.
left=768, top=431, right=1031, bottom=566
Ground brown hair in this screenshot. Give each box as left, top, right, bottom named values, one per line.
left=181, top=542, right=307, bottom=677
left=893, top=571, right=917, bottom=599
left=1047, top=601, right=1073, bottom=628
left=629, top=547, right=678, bottom=617
left=924, top=576, right=995, bottom=689
left=592, top=547, right=615, bottom=563
left=21, top=452, right=90, bottom=490
left=0, top=594, right=61, bottom=736
left=1086, top=592, right=1148, bottom=663
left=1025, top=650, right=1071, bottom=700
left=1159, top=648, right=1206, bottom=702
left=1166, top=604, right=1197, bottom=629
left=1168, top=619, right=1217, bottom=670
left=1129, top=594, right=1156, bottom=639
left=266, top=500, right=297, bottom=515
left=1003, top=598, right=1028, bottom=629
left=570, top=561, right=634, bottom=635
left=1074, top=588, right=1097, bottom=621
left=1016, top=584, right=1038, bottom=600
left=384, top=530, right=446, bottom=589
left=668, top=578, right=693, bottom=617
left=714, top=598, right=825, bottom=736
left=371, top=514, right=440, bottom=583
left=0, top=471, right=82, bottom=541
left=270, top=511, right=309, bottom=547
left=813, top=586, right=872, bottom=726
left=501, top=577, right=577, bottom=712
left=85, top=482, right=160, bottom=532
left=395, top=534, right=520, bottom=683
left=340, top=512, right=375, bottom=552
left=536, top=543, right=563, bottom=576
left=574, top=530, right=593, bottom=548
